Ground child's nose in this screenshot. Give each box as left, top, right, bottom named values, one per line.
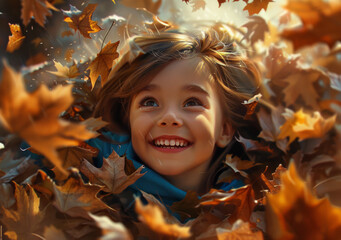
left=157, top=109, right=183, bottom=127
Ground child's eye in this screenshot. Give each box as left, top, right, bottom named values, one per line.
left=140, top=97, right=159, bottom=107
left=184, top=97, right=203, bottom=107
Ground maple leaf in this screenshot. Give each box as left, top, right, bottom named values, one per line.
left=1, top=183, right=45, bottom=240
left=87, top=41, right=120, bottom=88
left=281, top=0, right=341, bottom=50
left=52, top=172, right=111, bottom=219
left=200, top=185, right=256, bottom=223
left=63, top=4, right=102, bottom=39
left=216, top=219, right=264, bottom=240
left=243, top=0, right=273, bottom=16
left=135, top=198, right=192, bottom=238
left=48, top=61, right=80, bottom=79
left=6, top=23, right=26, bottom=53
left=120, top=0, right=162, bottom=15
left=282, top=68, right=327, bottom=108
left=89, top=213, right=133, bottom=240
left=242, top=16, right=269, bottom=45
left=278, top=108, right=336, bottom=144
left=261, top=164, right=287, bottom=194
left=224, top=154, right=261, bottom=178
left=266, top=163, right=341, bottom=239
left=21, top=0, right=58, bottom=27
left=80, top=150, right=145, bottom=194
left=0, top=62, right=97, bottom=176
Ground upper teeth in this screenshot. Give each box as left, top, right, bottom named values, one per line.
left=154, top=139, right=188, bottom=147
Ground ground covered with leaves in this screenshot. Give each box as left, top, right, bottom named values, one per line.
left=0, top=0, right=341, bottom=239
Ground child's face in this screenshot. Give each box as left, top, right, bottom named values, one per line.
left=129, top=57, right=232, bottom=176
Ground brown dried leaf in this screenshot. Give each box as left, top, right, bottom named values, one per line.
left=200, top=185, right=256, bottom=224
left=266, top=163, right=341, bottom=239
left=21, top=0, right=57, bottom=27
left=135, top=197, right=192, bottom=238
left=64, top=4, right=102, bottom=39
left=169, top=190, right=201, bottom=222
left=242, top=16, right=269, bottom=45
left=0, top=183, right=15, bottom=209
left=87, top=41, right=120, bottom=88
left=216, top=219, right=264, bottom=240
left=0, top=63, right=97, bottom=176
left=6, top=23, right=26, bottom=53
left=1, top=183, right=45, bottom=240
left=80, top=150, right=144, bottom=194
left=43, top=226, right=67, bottom=240
left=52, top=173, right=110, bottom=219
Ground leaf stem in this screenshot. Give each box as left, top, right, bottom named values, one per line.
left=101, top=20, right=115, bottom=50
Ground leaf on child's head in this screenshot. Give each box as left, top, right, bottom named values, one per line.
left=266, top=163, right=341, bottom=239
left=135, top=197, right=192, bottom=238
left=0, top=62, right=98, bottom=176
left=87, top=41, right=120, bottom=89
left=80, top=150, right=145, bottom=194
left=6, top=23, right=26, bottom=53
left=278, top=108, right=336, bottom=144
left=63, top=4, right=102, bottom=39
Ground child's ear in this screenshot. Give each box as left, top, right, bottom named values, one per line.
left=216, top=122, right=235, bottom=148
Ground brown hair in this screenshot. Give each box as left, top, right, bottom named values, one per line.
left=93, top=25, right=261, bottom=189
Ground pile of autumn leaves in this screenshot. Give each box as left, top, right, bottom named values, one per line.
left=1, top=0, right=341, bottom=239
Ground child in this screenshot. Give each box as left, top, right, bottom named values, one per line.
left=88, top=25, right=261, bottom=217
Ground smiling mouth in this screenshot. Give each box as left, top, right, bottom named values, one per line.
left=150, top=136, right=192, bottom=151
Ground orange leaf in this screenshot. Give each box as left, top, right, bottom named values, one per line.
left=278, top=108, right=336, bottom=144
left=135, top=198, right=192, bottom=238
left=48, top=60, right=80, bottom=79
left=21, top=0, right=57, bottom=27
left=217, top=220, right=264, bottom=240
left=87, top=41, right=120, bottom=88
left=242, top=16, right=269, bottom=45
left=63, top=4, right=102, bottom=39
left=243, top=0, right=274, bottom=16
left=0, top=62, right=97, bottom=176
left=6, top=23, right=26, bottom=53
left=266, top=163, right=341, bottom=239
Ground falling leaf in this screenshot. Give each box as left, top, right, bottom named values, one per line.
left=200, top=185, right=256, bottom=224
left=0, top=62, right=97, bottom=175
left=80, top=150, right=144, bottom=194
left=243, top=0, right=273, bottom=16
left=87, top=41, right=120, bottom=88
left=216, top=219, right=264, bottom=240
left=26, top=53, right=47, bottom=66
left=135, top=198, right=192, bottom=238
left=64, top=48, right=75, bottom=62
left=52, top=172, right=111, bottom=219
left=282, top=0, right=341, bottom=50
left=120, top=0, right=162, bottom=15
left=266, top=163, right=341, bottom=240
left=61, top=30, right=73, bottom=38
left=21, top=0, right=58, bottom=27
left=48, top=60, right=80, bottom=79
left=191, top=0, right=206, bottom=12
left=1, top=183, right=45, bottom=240
left=6, top=23, right=26, bottom=53
left=278, top=108, right=336, bottom=144
left=89, top=213, right=133, bottom=240
left=63, top=4, right=102, bottom=39
left=242, top=16, right=269, bottom=45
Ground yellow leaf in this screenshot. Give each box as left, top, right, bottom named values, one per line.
left=48, top=61, right=80, bottom=79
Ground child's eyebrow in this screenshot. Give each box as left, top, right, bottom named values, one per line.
left=182, top=84, right=209, bottom=96
left=140, top=84, right=160, bottom=92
